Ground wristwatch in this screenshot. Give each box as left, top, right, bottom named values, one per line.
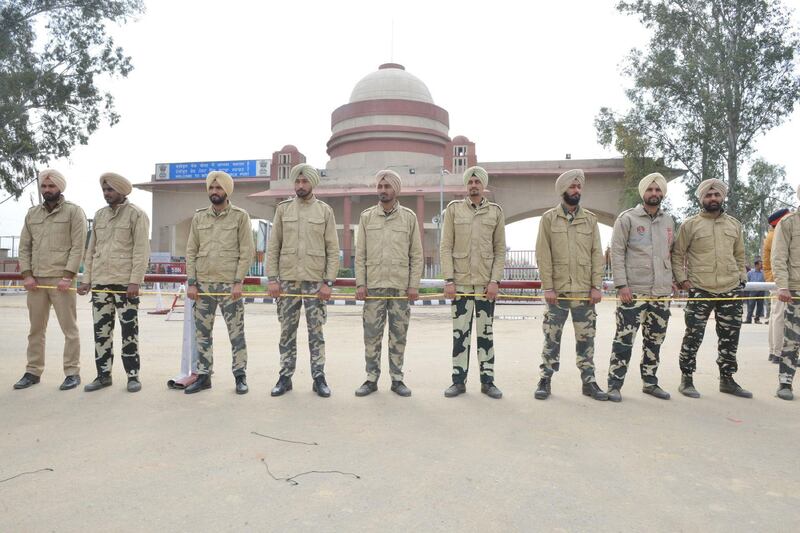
left=324, top=280, right=334, bottom=287
left=445, top=278, right=454, bottom=284
left=187, top=277, right=197, bottom=286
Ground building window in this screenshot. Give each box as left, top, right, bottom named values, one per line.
left=279, top=153, right=291, bottom=164
left=453, top=145, right=468, bottom=157
left=453, top=157, right=467, bottom=172
left=278, top=165, right=290, bottom=179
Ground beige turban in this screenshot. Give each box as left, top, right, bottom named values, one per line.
left=206, top=171, right=234, bottom=196
left=696, top=178, right=728, bottom=202
left=463, top=166, right=489, bottom=187
left=375, top=169, right=402, bottom=194
left=555, top=169, right=585, bottom=195
left=289, top=163, right=320, bottom=188
left=638, top=172, right=667, bottom=199
left=38, top=168, right=66, bottom=193
left=99, top=172, right=132, bottom=196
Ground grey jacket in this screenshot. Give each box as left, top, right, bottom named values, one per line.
left=611, top=204, right=675, bottom=296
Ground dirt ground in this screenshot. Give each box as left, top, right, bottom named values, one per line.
left=1, top=293, right=798, bottom=532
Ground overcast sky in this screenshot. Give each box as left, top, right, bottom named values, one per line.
left=2, top=0, right=799, bottom=253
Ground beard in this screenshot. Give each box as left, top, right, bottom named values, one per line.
left=563, top=192, right=581, bottom=206
left=296, top=188, right=310, bottom=198
left=703, top=201, right=721, bottom=212
left=42, top=191, right=60, bottom=202
left=645, top=196, right=662, bottom=206
left=209, top=193, right=226, bottom=205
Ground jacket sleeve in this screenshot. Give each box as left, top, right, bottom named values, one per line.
left=235, top=211, right=255, bottom=282
left=591, top=219, right=604, bottom=289
left=185, top=214, right=199, bottom=281
left=671, top=222, right=689, bottom=284
left=610, top=215, right=629, bottom=287
left=734, top=222, right=746, bottom=284
left=18, top=212, right=33, bottom=277
left=762, top=230, right=775, bottom=283
left=771, top=219, right=791, bottom=289
left=266, top=206, right=282, bottom=278
left=409, top=214, right=424, bottom=289
left=355, top=212, right=367, bottom=288
left=130, top=211, right=151, bottom=285
left=83, top=218, right=97, bottom=285
left=535, top=214, right=554, bottom=291
left=439, top=205, right=455, bottom=280
left=490, top=209, right=506, bottom=283
left=324, top=207, right=340, bottom=281
left=66, top=206, right=87, bottom=277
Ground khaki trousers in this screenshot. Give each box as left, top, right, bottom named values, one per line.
left=769, top=292, right=786, bottom=357
left=26, top=277, right=81, bottom=377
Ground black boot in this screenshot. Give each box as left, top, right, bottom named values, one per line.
left=534, top=378, right=551, bottom=400
left=84, top=374, right=112, bottom=392
left=59, top=375, right=81, bottom=391
left=444, top=382, right=466, bottom=397
left=678, top=374, right=700, bottom=398
left=184, top=374, right=211, bottom=394
left=235, top=375, right=248, bottom=395
left=271, top=375, right=292, bottom=396
left=480, top=382, right=503, bottom=399
left=313, top=375, right=331, bottom=397
left=582, top=381, right=608, bottom=401
left=355, top=380, right=378, bottom=397
left=776, top=383, right=793, bottom=401
left=719, top=376, right=753, bottom=398
left=13, top=372, right=40, bottom=389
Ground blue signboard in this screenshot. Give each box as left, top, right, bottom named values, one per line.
left=155, top=159, right=270, bottom=180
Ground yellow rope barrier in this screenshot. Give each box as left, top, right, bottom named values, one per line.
left=0, top=285, right=786, bottom=302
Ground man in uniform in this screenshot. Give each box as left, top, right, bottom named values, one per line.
left=78, top=173, right=150, bottom=393
left=354, top=170, right=423, bottom=397
left=267, top=163, right=339, bottom=398
left=769, top=187, right=800, bottom=400
left=764, top=208, right=791, bottom=363
left=534, top=169, right=607, bottom=401
left=184, top=171, right=255, bottom=395
left=15, top=169, right=87, bottom=390
left=606, top=173, right=674, bottom=402
left=440, top=166, right=505, bottom=399
left=672, top=178, right=752, bottom=398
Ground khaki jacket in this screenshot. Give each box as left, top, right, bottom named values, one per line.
left=355, top=202, right=423, bottom=290
left=84, top=200, right=150, bottom=286
left=440, top=198, right=506, bottom=286
left=770, top=212, right=800, bottom=290
left=536, top=205, right=604, bottom=293
left=266, top=196, right=340, bottom=282
left=671, top=211, right=746, bottom=293
left=19, top=197, right=87, bottom=278
left=186, top=203, right=254, bottom=284
left=763, top=227, right=776, bottom=282
left=610, top=204, right=675, bottom=296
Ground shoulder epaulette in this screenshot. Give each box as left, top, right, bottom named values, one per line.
left=195, top=206, right=209, bottom=213
left=277, top=198, right=293, bottom=205
left=487, top=201, right=504, bottom=212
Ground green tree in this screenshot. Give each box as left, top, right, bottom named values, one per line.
left=737, top=158, right=794, bottom=261
left=601, top=0, right=800, bottom=217
left=0, top=0, right=144, bottom=198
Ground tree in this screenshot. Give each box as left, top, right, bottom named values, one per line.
left=599, top=0, right=800, bottom=217
left=737, top=158, right=794, bottom=261
left=0, top=0, right=144, bottom=198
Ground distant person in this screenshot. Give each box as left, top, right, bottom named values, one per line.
left=763, top=208, right=791, bottom=363
left=78, top=173, right=150, bottom=393
left=353, top=170, right=423, bottom=397
left=267, top=164, right=339, bottom=398
left=184, top=171, right=255, bottom=395
left=534, top=169, right=607, bottom=401
left=744, top=259, right=766, bottom=324
left=440, top=166, right=506, bottom=399
left=14, top=169, right=87, bottom=391
left=672, top=179, right=751, bottom=399
left=606, top=173, right=674, bottom=402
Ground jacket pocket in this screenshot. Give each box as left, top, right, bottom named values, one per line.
left=220, top=222, right=239, bottom=250
left=452, top=251, right=469, bottom=274
left=306, top=248, right=326, bottom=275
left=50, top=219, right=71, bottom=251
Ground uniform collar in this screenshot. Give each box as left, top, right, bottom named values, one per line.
left=296, top=194, right=316, bottom=205
left=699, top=209, right=724, bottom=219
left=635, top=203, right=662, bottom=218
left=42, top=195, right=65, bottom=213
left=378, top=200, right=400, bottom=216
left=209, top=202, right=231, bottom=217
left=466, top=197, right=486, bottom=210
left=558, top=203, right=582, bottom=218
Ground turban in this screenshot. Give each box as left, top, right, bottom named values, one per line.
left=696, top=178, right=728, bottom=202
left=555, top=169, right=585, bottom=195
left=797, top=183, right=800, bottom=202
left=99, top=172, right=132, bottom=196
left=206, top=171, right=234, bottom=196
left=463, top=166, right=489, bottom=187
left=289, top=163, right=320, bottom=188
left=375, top=169, right=402, bottom=194
left=768, top=208, right=790, bottom=227
left=638, top=172, right=667, bottom=199
left=38, top=168, right=66, bottom=193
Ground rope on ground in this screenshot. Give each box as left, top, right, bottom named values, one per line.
left=260, top=458, right=360, bottom=487
left=0, top=467, right=54, bottom=484
left=251, top=431, right=318, bottom=446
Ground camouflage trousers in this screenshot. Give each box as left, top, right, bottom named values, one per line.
left=194, top=282, right=248, bottom=376
left=451, top=285, right=495, bottom=384
left=92, top=285, right=140, bottom=378
left=539, top=294, right=597, bottom=383
left=277, top=281, right=326, bottom=379
left=363, top=288, right=410, bottom=382
left=778, top=291, right=800, bottom=385
left=679, top=288, right=741, bottom=377
left=607, top=296, right=670, bottom=389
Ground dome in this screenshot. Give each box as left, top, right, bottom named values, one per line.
left=349, top=63, right=433, bottom=104
left=452, top=135, right=470, bottom=143
left=281, top=144, right=298, bottom=152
